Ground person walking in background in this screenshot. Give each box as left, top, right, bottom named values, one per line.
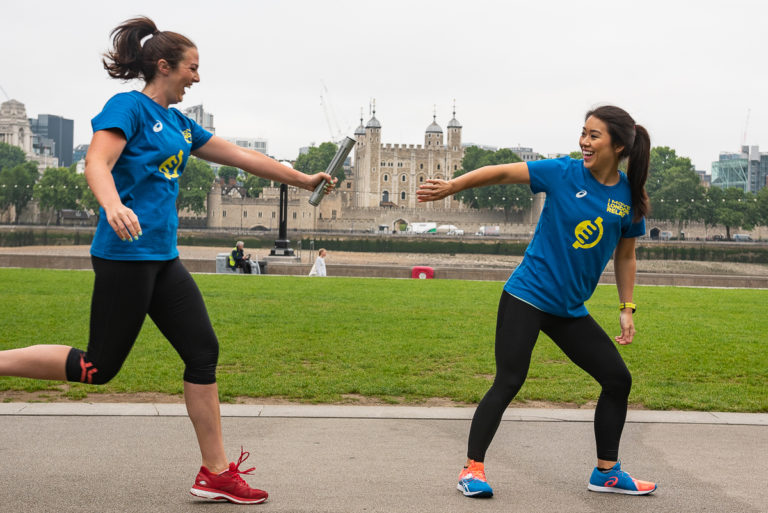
left=417, top=105, right=657, bottom=498
left=0, top=16, right=333, bottom=505
left=308, top=248, right=327, bottom=276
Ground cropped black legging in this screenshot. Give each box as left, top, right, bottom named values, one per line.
left=467, top=292, right=632, bottom=462
left=64, top=256, right=219, bottom=385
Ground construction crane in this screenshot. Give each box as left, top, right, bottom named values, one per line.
left=0, top=84, right=10, bottom=101
left=319, top=81, right=349, bottom=143
left=741, top=108, right=751, bottom=147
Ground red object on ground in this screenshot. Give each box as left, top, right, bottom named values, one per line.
left=411, top=266, right=434, bottom=279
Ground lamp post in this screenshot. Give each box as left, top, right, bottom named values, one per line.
left=269, top=183, right=295, bottom=256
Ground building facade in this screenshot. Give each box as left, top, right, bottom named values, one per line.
left=29, top=114, right=74, bottom=167
left=711, top=145, right=768, bottom=193
left=349, top=108, right=464, bottom=210
left=505, top=146, right=540, bottom=162
left=0, top=99, right=33, bottom=154
left=183, top=104, right=215, bottom=134
left=0, top=99, right=58, bottom=169
left=223, top=136, right=268, bottom=156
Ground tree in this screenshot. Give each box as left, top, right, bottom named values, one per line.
left=569, top=150, right=583, bottom=159
left=294, top=142, right=344, bottom=185
left=703, top=187, right=754, bottom=240
left=0, top=161, right=39, bottom=223
left=76, top=173, right=100, bottom=214
left=243, top=175, right=271, bottom=198
left=453, top=146, right=530, bottom=221
left=647, top=147, right=696, bottom=205
left=34, top=167, right=83, bottom=224
left=218, top=165, right=240, bottom=184
left=178, top=157, right=215, bottom=214
left=0, top=142, right=26, bottom=172
left=756, top=187, right=768, bottom=228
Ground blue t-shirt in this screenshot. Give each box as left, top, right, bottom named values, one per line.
left=504, top=157, right=645, bottom=318
left=90, top=91, right=213, bottom=260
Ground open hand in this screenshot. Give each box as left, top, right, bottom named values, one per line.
left=417, top=179, right=453, bottom=202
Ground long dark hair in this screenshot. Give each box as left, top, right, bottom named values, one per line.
left=586, top=105, right=650, bottom=221
left=102, top=16, right=196, bottom=83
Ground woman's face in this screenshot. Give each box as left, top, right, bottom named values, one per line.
left=579, top=115, right=622, bottom=173
left=165, top=47, right=200, bottom=105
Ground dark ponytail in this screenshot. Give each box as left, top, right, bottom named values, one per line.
left=102, top=16, right=196, bottom=83
left=586, top=105, right=650, bottom=222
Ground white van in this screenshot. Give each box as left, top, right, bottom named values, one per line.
left=732, top=234, right=753, bottom=242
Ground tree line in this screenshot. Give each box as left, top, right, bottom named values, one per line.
left=454, top=145, right=768, bottom=239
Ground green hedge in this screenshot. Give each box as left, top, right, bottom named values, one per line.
left=636, top=244, right=768, bottom=264
left=0, top=229, right=93, bottom=247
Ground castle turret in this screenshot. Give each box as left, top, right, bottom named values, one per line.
left=425, top=112, right=443, bottom=149
left=206, top=181, right=222, bottom=228
left=447, top=102, right=462, bottom=151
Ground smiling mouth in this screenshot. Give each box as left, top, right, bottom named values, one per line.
left=582, top=150, right=594, bottom=159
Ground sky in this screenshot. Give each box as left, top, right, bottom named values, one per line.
left=1, top=0, right=767, bottom=173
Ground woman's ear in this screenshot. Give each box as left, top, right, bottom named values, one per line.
left=156, top=58, right=171, bottom=75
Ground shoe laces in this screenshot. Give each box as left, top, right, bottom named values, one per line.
left=229, top=447, right=256, bottom=485
left=467, top=461, right=487, bottom=481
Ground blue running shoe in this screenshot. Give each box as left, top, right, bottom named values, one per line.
left=588, top=461, right=657, bottom=495
left=457, top=460, right=493, bottom=498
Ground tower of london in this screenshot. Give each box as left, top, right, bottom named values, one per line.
left=347, top=105, right=465, bottom=211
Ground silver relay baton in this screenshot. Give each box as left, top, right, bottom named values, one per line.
left=308, top=136, right=356, bottom=206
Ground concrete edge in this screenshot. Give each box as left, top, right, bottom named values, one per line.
left=0, top=402, right=765, bottom=425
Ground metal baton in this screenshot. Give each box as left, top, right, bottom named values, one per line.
left=308, top=136, right=357, bottom=206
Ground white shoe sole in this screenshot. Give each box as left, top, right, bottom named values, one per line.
left=190, top=487, right=268, bottom=504
left=457, top=482, right=493, bottom=497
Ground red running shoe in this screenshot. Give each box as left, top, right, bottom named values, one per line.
left=190, top=448, right=268, bottom=504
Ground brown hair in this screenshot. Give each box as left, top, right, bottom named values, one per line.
left=102, top=16, right=196, bottom=83
left=586, top=105, right=651, bottom=221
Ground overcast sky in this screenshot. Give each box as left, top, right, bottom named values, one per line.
left=1, top=0, right=766, bottom=172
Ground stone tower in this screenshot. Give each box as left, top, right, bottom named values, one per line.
left=206, top=181, right=223, bottom=228
left=447, top=102, right=462, bottom=152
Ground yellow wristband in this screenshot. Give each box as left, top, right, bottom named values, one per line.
left=619, top=302, right=636, bottom=313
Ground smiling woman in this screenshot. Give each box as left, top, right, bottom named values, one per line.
left=416, top=105, right=656, bottom=500
left=0, top=15, right=335, bottom=506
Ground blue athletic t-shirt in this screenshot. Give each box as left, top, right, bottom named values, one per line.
left=504, top=157, right=645, bottom=318
left=90, top=91, right=213, bottom=260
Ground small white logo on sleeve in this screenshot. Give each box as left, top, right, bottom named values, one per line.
left=153, top=121, right=163, bottom=133
left=576, top=190, right=587, bottom=198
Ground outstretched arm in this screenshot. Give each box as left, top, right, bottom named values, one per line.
left=193, top=136, right=333, bottom=192
left=614, top=236, right=638, bottom=345
left=416, top=162, right=530, bottom=202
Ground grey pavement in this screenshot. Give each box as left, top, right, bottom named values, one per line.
left=0, top=404, right=766, bottom=513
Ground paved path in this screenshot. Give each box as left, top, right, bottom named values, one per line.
left=1, top=404, right=766, bottom=512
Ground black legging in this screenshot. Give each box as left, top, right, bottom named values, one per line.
left=467, top=292, right=631, bottom=462
left=65, top=256, right=219, bottom=385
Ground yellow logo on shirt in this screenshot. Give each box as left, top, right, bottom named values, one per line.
left=159, top=150, right=184, bottom=180
left=572, top=216, right=604, bottom=249
left=181, top=129, right=192, bottom=144
left=606, top=199, right=630, bottom=218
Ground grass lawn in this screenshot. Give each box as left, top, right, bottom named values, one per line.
left=0, top=268, right=765, bottom=412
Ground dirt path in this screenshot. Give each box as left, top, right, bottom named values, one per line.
left=1, top=245, right=767, bottom=275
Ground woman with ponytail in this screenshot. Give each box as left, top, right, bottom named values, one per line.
left=417, top=105, right=656, bottom=499
left=0, top=16, right=334, bottom=505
